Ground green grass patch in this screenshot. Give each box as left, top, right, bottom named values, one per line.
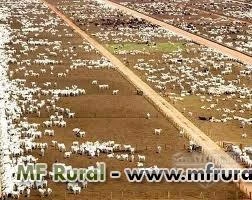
left=105, top=42, right=184, bottom=54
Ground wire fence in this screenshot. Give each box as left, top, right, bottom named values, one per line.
left=61, top=189, right=247, bottom=200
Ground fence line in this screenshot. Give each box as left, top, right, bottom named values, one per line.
left=61, top=190, right=246, bottom=200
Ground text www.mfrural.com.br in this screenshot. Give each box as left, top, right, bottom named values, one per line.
left=124, top=163, right=252, bottom=183
left=16, top=162, right=252, bottom=183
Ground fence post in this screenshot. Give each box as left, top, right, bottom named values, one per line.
left=200, top=192, right=204, bottom=199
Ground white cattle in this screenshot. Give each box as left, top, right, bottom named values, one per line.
left=44, top=129, right=54, bottom=136
left=107, top=153, right=114, bottom=158
left=64, top=152, right=72, bottom=158
left=146, top=113, right=151, bottom=119
left=112, top=90, right=119, bottom=95
left=123, top=145, right=131, bottom=151
left=138, top=155, right=146, bottom=162
left=99, top=84, right=109, bottom=90
left=40, top=149, right=45, bottom=157
left=137, top=162, right=144, bottom=167
left=47, top=188, right=52, bottom=196
left=121, top=154, right=129, bottom=161
left=92, top=80, right=98, bottom=85
left=68, top=112, right=75, bottom=118
left=38, top=188, right=46, bottom=197
left=58, top=143, right=66, bottom=152
left=154, top=128, right=162, bottom=135
left=130, top=155, right=135, bottom=162
left=72, top=186, right=81, bottom=194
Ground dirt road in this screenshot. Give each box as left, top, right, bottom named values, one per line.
left=189, top=5, right=252, bottom=25
left=232, top=0, right=252, bottom=6
left=41, top=0, right=252, bottom=197
left=105, top=0, right=252, bottom=65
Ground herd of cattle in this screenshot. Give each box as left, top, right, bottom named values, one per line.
left=0, top=0, right=152, bottom=198
left=56, top=0, right=251, bottom=137
left=0, top=0, right=251, bottom=198
left=115, top=0, right=252, bottom=56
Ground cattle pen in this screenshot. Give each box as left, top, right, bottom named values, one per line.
left=41, top=0, right=252, bottom=198
left=0, top=0, right=251, bottom=199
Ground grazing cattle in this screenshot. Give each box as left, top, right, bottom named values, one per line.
left=52, top=140, right=57, bottom=147
left=82, top=180, right=88, bottom=188
left=12, top=191, right=20, bottom=199
left=58, top=143, right=66, bottom=152
left=130, top=155, right=135, bottom=162
left=146, top=113, right=151, bottom=119
left=138, top=155, right=146, bottom=162
left=73, top=128, right=80, bottom=134
left=38, top=188, right=46, bottom=197
left=157, top=146, right=162, bottom=154
left=113, top=144, right=121, bottom=151
left=154, top=128, right=162, bottom=135
left=107, top=153, right=114, bottom=158
left=64, top=152, right=72, bottom=158
left=92, top=80, right=98, bottom=85
left=112, top=90, right=119, bottom=95
left=59, top=121, right=66, bottom=127
left=137, top=162, right=144, bottom=167
left=26, top=188, right=30, bottom=198
left=99, top=84, right=109, bottom=90
left=44, top=129, right=54, bottom=136
left=77, top=131, right=85, bottom=137
left=121, top=154, right=129, bottom=161
left=72, top=186, right=81, bottom=194
left=68, top=112, right=75, bottom=118
left=47, top=188, right=52, bottom=196
left=40, top=149, right=45, bottom=157
left=2, top=1, right=251, bottom=198
left=130, top=147, right=135, bottom=154
left=123, top=145, right=131, bottom=151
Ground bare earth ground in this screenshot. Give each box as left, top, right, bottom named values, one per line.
left=48, top=0, right=252, bottom=145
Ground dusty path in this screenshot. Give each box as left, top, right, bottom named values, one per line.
left=105, top=0, right=252, bottom=65
left=232, top=0, right=252, bottom=6
left=40, top=0, right=252, bottom=197
left=189, top=5, right=252, bottom=25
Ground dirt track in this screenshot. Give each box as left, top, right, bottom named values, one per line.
left=232, top=0, right=252, bottom=6
left=189, top=5, right=252, bottom=25
left=104, top=0, right=252, bottom=65
left=41, top=0, right=252, bottom=197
